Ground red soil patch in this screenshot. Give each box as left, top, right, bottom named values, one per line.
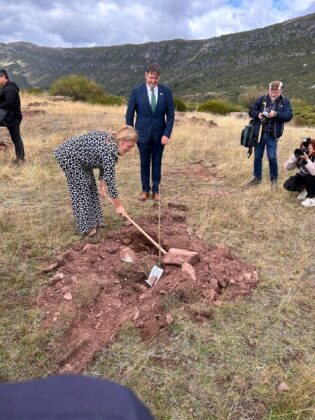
left=22, top=109, right=46, bottom=117
left=37, top=204, right=259, bottom=373
left=164, top=161, right=224, bottom=181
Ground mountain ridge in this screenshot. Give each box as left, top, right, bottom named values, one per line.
left=0, top=13, right=314, bottom=102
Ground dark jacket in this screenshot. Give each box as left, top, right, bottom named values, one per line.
left=249, top=94, right=293, bottom=139
left=0, top=81, right=22, bottom=125
left=126, top=83, right=175, bottom=144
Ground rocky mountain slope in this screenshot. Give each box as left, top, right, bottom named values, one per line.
left=0, top=13, right=314, bottom=102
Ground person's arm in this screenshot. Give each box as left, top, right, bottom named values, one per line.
left=0, top=86, right=17, bottom=110
left=126, top=88, right=136, bottom=127
left=162, top=89, right=175, bottom=144
left=273, top=98, right=293, bottom=122
left=99, top=182, right=126, bottom=217
left=283, top=155, right=298, bottom=171
left=249, top=96, right=264, bottom=120
left=111, top=197, right=127, bottom=217
left=304, top=157, right=315, bottom=176
left=99, top=155, right=127, bottom=217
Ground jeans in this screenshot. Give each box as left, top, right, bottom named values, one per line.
left=253, top=133, right=278, bottom=181
left=137, top=141, right=164, bottom=193
left=7, top=124, right=25, bottom=160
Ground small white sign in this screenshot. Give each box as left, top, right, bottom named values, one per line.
left=145, top=266, right=164, bottom=287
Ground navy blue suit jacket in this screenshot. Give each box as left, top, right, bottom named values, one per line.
left=126, top=84, right=175, bottom=144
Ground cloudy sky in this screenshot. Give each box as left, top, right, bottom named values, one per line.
left=0, top=0, right=314, bottom=48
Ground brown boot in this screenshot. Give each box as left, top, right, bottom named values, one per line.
left=152, top=193, right=160, bottom=202
left=139, top=192, right=150, bottom=201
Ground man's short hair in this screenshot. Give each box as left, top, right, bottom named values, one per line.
left=269, top=81, right=283, bottom=90
left=0, top=69, right=9, bottom=79
left=146, top=63, right=161, bottom=75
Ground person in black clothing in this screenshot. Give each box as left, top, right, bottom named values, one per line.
left=247, top=81, right=293, bottom=189
left=0, top=69, right=25, bottom=163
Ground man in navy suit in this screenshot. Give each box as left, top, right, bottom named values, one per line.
left=126, top=63, right=175, bottom=201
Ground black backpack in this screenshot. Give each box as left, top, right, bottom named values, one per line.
left=240, top=119, right=255, bottom=157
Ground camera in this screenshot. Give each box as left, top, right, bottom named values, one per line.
left=262, top=109, right=270, bottom=118
left=294, top=137, right=311, bottom=159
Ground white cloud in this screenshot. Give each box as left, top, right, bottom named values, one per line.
left=0, top=0, right=313, bottom=47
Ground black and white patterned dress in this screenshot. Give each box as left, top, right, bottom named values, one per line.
left=55, top=131, right=119, bottom=234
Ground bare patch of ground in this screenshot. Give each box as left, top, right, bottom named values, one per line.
left=37, top=205, right=259, bottom=373
left=164, top=160, right=224, bottom=181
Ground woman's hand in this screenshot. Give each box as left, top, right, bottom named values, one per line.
left=115, top=205, right=127, bottom=218
left=111, top=197, right=127, bottom=218
left=302, top=153, right=310, bottom=162
left=99, top=180, right=107, bottom=198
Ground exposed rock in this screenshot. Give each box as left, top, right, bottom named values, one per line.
left=162, top=248, right=200, bottom=266
left=49, top=272, right=64, bottom=286
left=63, top=292, right=73, bottom=301
left=182, top=262, right=197, bottom=282
left=278, top=382, right=290, bottom=392
left=165, top=313, right=174, bottom=325
left=119, top=247, right=136, bottom=263
left=230, top=112, right=248, bottom=118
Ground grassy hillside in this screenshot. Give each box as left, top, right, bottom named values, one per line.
left=0, top=94, right=314, bottom=418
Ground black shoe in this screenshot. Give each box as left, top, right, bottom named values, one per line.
left=247, top=177, right=261, bottom=186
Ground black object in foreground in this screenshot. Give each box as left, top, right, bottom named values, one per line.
left=0, top=374, right=154, bottom=420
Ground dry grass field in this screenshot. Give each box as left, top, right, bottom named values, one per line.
left=0, top=93, right=314, bottom=419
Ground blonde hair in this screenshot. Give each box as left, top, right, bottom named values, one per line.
left=113, top=126, right=138, bottom=143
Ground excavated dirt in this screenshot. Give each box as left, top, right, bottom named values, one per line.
left=37, top=204, right=259, bottom=373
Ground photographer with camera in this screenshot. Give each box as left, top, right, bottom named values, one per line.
left=247, top=81, right=293, bottom=189
left=283, top=137, right=315, bottom=207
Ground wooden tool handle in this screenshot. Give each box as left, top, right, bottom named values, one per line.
left=105, top=194, right=167, bottom=255
left=125, top=214, right=167, bottom=255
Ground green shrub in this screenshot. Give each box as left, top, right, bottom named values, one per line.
left=50, top=74, right=125, bottom=106
left=197, top=99, right=241, bottom=115
left=238, top=85, right=264, bottom=109
left=292, top=100, right=315, bottom=127
left=90, top=95, right=126, bottom=106
left=174, top=97, right=187, bottom=112
left=50, top=75, right=105, bottom=102
left=27, top=87, right=44, bottom=95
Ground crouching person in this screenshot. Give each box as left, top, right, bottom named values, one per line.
left=283, top=137, right=315, bottom=207
left=55, top=126, right=138, bottom=236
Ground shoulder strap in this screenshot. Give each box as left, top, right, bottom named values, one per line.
left=261, top=95, right=267, bottom=111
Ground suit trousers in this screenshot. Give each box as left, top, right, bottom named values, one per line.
left=137, top=140, right=164, bottom=193
left=7, top=123, right=25, bottom=160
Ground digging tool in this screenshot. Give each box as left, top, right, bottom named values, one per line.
left=104, top=195, right=167, bottom=255
left=124, top=213, right=167, bottom=255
